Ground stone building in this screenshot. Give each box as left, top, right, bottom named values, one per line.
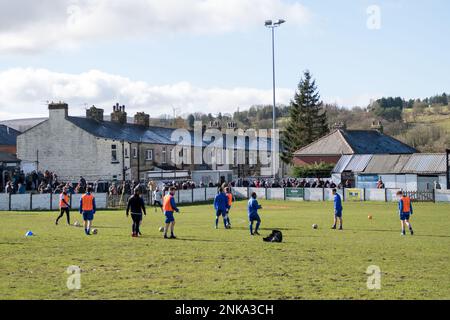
left=17, top=102, right=276, bottom=182
left=17, top=102, right=197, bottom=182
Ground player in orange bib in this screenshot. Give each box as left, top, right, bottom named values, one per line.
left=79, top=186, right=96, bottom=235
left=56, top=187, right=71, bottom=225
left=396, top=191, right=414, bottom=236
left=162, top=187, right=180, bottom=239
left=225, top=187, right=233, bottom=228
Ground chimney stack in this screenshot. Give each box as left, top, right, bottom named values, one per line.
left=331, top=122, right=346, bottom=131
left=371, top=120, right=383, bottom=133
left=134, top=112, right=150, bottom=127
left=208, top=120, right=221, bottom=130
left=110, top=103, right=127, bottom=124
left=226, top=121, right=237, bottom=130
left=86, top=105, right=104, bottom=122
left=48, top=101, right=68, bottom=121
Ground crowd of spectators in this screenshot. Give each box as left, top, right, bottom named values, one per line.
left=107, top=179, right=224, bottom=196
left=5, top=169, right=388, bottom=196
left=3, top=169, right=96, bottom=195
left=231, top=178, right=352, bottom=189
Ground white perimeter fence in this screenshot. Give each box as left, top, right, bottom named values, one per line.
left=0, top=193, right=108, bottom=211
left=1, top=188, right=449, bottom=211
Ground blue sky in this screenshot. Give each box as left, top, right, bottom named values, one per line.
left=0, top=0, right=449, bottom=119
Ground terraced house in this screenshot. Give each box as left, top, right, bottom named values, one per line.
left=17, top=103, right=199, bottom=182
left=17, top=102, right=275, bottom=182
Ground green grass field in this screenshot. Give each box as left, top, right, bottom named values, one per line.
left=1, top=200, right=449, bottom=300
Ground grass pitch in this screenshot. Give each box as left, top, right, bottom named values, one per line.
left=1, top=200, right=449, bottom=300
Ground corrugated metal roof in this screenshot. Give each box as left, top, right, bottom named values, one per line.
left=401, top=154, right=447, bottom=174
left=344, top=154, right=373, bottom=172
left=364, top=154, right=411, bottom=174
left=332, top=155, right=353, bottom=173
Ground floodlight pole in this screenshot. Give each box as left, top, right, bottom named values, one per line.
left=265, top=19, right=285, bottom=180
left=271, top=26, right=276, bottom=137
left=446, top=148, right=450, bottom=190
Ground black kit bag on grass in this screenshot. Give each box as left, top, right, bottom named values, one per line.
left=263, top=230, right=283, bottom=243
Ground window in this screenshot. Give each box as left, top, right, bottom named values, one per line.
left=162, top=147, right=167, bottom=163
left=111, top=144, right=118, bottom=162
left=133, top=147, right=138, bottom=158
left=124, top=147, right=129, bottom=158
left=146, top=149, right=153, bottom=161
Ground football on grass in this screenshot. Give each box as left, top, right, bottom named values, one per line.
left=92, top=229, right=98, bottom=235
left=159, top=227, right=164, bottom=232
left=312, top=224, right=318, bottom=229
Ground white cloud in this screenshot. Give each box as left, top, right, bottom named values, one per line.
left=324, top=93, right=383, bottom=109
left=0, top=0, right=310, bottom=53
left=0, top=68, right=294, bottom=119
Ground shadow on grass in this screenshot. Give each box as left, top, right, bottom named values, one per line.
left=342, top=228, right=450, bottom=238
left=92, top=225, right=123, bottom=229
left=231, top=227, right=303, bottom=231
left=0, top=242, right=25, bottom=245
left=344, top=228, right=397, bottom=233
left=414, top=234, right=450, bottom=239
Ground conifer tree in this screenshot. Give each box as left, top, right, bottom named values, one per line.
left=281, top=70, right=328, bottom=164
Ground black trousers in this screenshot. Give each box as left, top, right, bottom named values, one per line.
left=57, top=208, right=70, bottom=224
left=131, top=214, right=143, bottom=234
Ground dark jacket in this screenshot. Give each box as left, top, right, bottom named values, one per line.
left=126, top=195, right=146, bottom=215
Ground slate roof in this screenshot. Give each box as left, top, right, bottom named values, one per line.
left=295, top=129, right=418, bottom=156
left=0, top=125, right=21, bottom=146
left=68, top=117, right=180, bottom=145
left=67, top=117, right=271, bottom=151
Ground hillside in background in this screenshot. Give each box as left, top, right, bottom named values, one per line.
left=185, top=93, right=449, bottom=153
left=2, top=95, right=448, bottom=153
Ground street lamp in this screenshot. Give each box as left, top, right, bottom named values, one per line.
left=265, top=19, right=285, bottom=179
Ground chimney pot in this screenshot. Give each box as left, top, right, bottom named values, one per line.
left=48, top=101, right=68, bottom=120
left=86, top=105, right=104, bottom=122
left=111, top=103, right=127, bottom=124
left=134, top=112, right=150, bottom=127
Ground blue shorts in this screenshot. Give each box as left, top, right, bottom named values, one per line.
left=82, top=211, right=94, bottom=221
left=248, top=213, right=261, bottom=222
left=165, top=212, right=175, bottom=223
left=335, top=210, right=343, bottom=218
left=216, top=209, right=226, bottom=217
left=400, top=212, right=411, bottom=221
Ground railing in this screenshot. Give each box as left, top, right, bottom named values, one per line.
left=1, top=188, right=449, bottom=211
left=0, top=193, right=108, bottom=211
left=405, top=191, right=435, bottom=202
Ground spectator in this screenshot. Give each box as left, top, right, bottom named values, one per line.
left=5, top=181, right=14, bottom=194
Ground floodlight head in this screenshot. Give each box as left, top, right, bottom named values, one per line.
left=265, top=20, right=273, bottom=27
left=274, top=19, right=286, bottom=25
